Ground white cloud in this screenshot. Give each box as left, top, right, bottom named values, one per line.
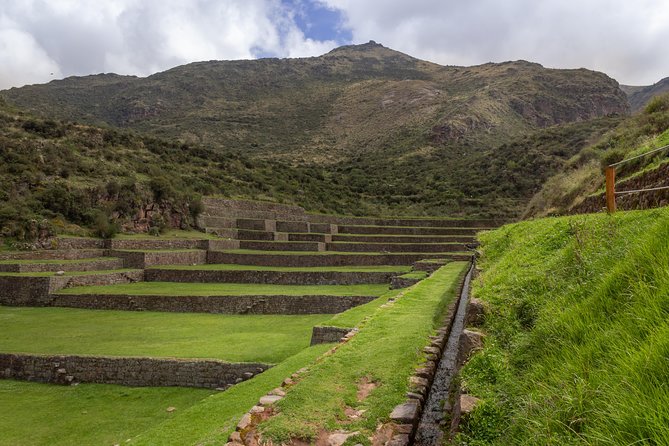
left=0, top=0, right=339, bottom=89
left=320, top=0, right=669, bottom=85
left=1, top=0, right=668, bottom=90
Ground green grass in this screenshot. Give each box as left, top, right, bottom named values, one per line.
left=0, top=380, right=212, bottom=446
left=258, top=262, right=468, bottom=442
left=0, top=307, right=331, bottom=363
left=321, top=289, right=402, bottom=329
left=132, top=344, right=333, bottom=446
left=457, top=208, right=669, bottom=445
left=58, top=282, right=390, bottom=296
left=0, top=268, right=138, bottom=277
left=397, top=271, right=429, bottom=280
left=150, top=264, right=411, bottom=273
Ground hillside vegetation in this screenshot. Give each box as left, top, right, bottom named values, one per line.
left=458, top=208, right=669, bottom=445
left=1, top=42, right=630, bottom=220
left=525, top=93, right=669, bottom=216
left=622, top=77, right=669, bottom=112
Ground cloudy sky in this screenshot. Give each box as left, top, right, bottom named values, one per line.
left=1, top=0, right=668, bottom=90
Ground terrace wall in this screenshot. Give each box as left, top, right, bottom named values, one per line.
left=0, top=353, right=270, bottom=389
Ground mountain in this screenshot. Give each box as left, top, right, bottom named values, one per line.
left=2, top=41, right=628, bottom=161
left=622, top=77, right=669, bottom=112
left=0, top=42, right=631, bottom=220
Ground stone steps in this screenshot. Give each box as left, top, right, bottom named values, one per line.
left=111, top=249, right=208, bottom=269
left=326, top=242, right=467, bottom=253
left=238, top=240, right=325, bottom=252
left=208, top=251, right=472, bottom=267
left=145, top=268, right=397, bottom=285
left=51, top=293, right=377, bottom=314
left=0, top=258, right=124, bottom=273
left=331, top=234, right=475, bottom=244
left=336, top=225, right=483, bottom=236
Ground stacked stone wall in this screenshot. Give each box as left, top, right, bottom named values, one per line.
left=0, top=353, right=270, bottom=389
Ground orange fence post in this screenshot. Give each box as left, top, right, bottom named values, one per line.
left=605, top=166, right=616, bottom=213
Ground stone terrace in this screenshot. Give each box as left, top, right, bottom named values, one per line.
left=0, top=198, right=490, bottom=390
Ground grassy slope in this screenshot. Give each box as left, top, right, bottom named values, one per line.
left=259, top=262, right=468, bottom=442
left=524, top=94, right=669, bottom=216
left=0, top=307, right=330, bottom=363
left=0, top=380, right=211, bottom=446
left=58, top=282, right=390, bottom=296
left=458, top=208, right=669, bottom=445
left=132, top=344, right=333, bottom=446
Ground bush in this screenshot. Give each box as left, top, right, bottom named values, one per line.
left=91, top=211, right=120, bottom=239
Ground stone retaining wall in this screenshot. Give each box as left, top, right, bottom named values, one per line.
left=238, top=241, right=325, bottom=252
left=53, top=238, right=106, bottom=249
left=0, top=276, right=53, bottom=306
left=108, top=239, right=208, bottom=250
left=332, top=235, right=475, bottom=244
left=208, top=252, right=472, bottom=267
left=111, top=250, right=207, bottom=268
left=0, top=258, right=124, bottom=273
left=51, top=293, right=377, bottom=314
left=0, top=353, right=270, bottom=389
left=0, top=271, right=144, bottom=307
left=287, top=233, right=332, bottom=243
left=336, top=226, right=481, bottom=236
left=0, top=249, right=107, bottom=261
left=327, top=242, right=466, bottom=253
left=310, top=326, right=353, bottom=345
left=145, top=269, right=396, bottom=285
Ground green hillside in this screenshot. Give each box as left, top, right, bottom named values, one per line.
left=458, top=208, right=669, bottom=444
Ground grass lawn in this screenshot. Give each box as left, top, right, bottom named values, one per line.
left=57, top=282, right=390, bottom=296
left=151, top=264, right=411, bottom=273
left=0, top=307, right=331, bottom=363
left=259, top=261, right=468, bottom=442
left=0, top=380, right=212, bottom=446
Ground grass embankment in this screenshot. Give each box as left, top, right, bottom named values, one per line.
left=258, top=262, right=468, bottom=442
left=0, top=380, right=212, bottom=446
left=457, top=208, right=669, bottom=445
left=0, top=307, right=330, bottom=363
left=220, top=249, right=471, bottom=256
left=58, top=283, right=389, bottom=296
left=152, top=264, right=411, bottom=273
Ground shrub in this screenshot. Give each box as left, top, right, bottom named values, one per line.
left=91, top=211, right=120, bottom=239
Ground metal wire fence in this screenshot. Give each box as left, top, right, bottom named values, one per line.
left=605, top=144, right=669, bottom=212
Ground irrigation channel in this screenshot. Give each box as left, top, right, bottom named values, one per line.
left=415, top=262, right=474, bottom=445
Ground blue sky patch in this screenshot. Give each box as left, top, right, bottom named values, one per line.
left=282, top=0, right=352, bottom=43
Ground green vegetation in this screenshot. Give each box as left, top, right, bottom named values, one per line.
left=58, top=282, right=389, bottom=296
left=0, top=43, right=628, bottom=221
left=525, top=93, right=669, bottom=216
left=152, top=264, right=411, bottom=273
left=0, top=307, right=330, bottom=363
left=321, top=289, right=402, bottom=329
left=457, top=208, right=669, bottom=445
left=0, top=380, right=211, bottom=446
left=258, top=262, right=467, bottom=442
left=132, top=344, right=333, bottom=446
left=397, top=271, right=429, bottom=280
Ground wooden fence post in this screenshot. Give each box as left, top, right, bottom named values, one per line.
left=605, top=166, right=616, bottom=213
